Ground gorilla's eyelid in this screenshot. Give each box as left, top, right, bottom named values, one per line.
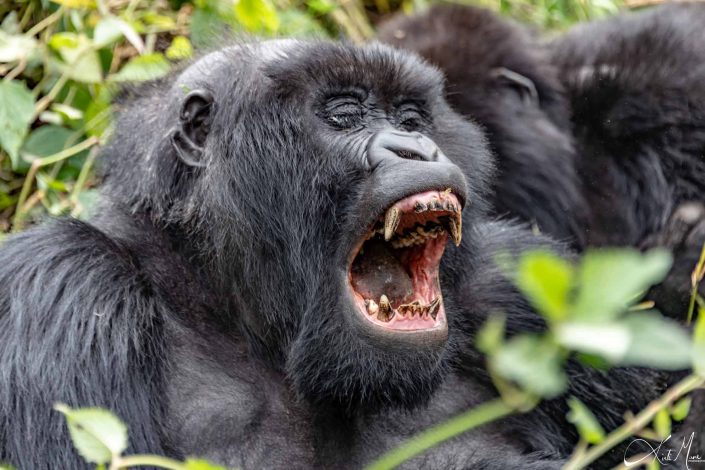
left=491, top=67, right=539, bottom=104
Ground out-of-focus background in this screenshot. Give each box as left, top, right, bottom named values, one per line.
left=0, top=0, right=644, bottom=235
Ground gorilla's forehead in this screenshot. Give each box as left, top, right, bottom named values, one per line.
left=260, top=40, right=446, bottom=98
left=175, top=40, right=445, bottom=102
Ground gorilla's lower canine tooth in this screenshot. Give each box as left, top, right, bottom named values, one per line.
left=429, top=298, right=441, bottom=320
left=384, top=207, right=401, bottom=241
left=449, top=217, right=462, bottom=246
left=378, top=295, right=393, bottom=321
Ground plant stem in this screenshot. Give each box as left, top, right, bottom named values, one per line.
left=687, top=242, right=705, bottom=324
left=563, top=373, right=705, bottom=470
left=365, top=398, right=520, bottom=470
left=112, top=454, right=185, bottom=470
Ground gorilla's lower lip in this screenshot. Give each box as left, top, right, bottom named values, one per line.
left=348, top=190, right=462, bottom=332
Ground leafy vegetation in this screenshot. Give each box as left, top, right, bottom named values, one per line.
left=7, top=2, right=701, bottom=470
left=0, top=0, right=625, bottom=234
left=368, top=247, right=705, bottom=470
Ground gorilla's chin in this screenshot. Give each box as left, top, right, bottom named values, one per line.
left=347, top=190, right=461, bottom=345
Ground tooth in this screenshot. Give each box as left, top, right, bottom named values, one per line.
left=384, top=207, right=401, bottom=241
left=378, top=295, right=393, bottom=321
left=429, top=298, right=441, bottom=320
left=366, top=299, right=378, bottom=316
left=449, top=217, right=462, bottom=246
left=414, top=202, right=427, bottom=213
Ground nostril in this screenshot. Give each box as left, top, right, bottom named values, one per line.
left=366, top=130, right=447, bottom=170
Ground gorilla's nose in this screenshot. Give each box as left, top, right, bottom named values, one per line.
left=366, top=130, right=451, bottom=170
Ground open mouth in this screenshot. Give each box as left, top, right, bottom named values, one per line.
left=348, top=190, right=462, bottom=332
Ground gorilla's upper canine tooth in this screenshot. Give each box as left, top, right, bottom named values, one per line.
left=414, top=202, right=427, bottom=213
left=449, top=216, right=462, bottom=247
left=384, top=207, right=401, bottom=241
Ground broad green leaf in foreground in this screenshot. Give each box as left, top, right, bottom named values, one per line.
left=571, top=249, right=672, bottom=322
left=558, top=313, right=692, bottom=369
left=515, top=250, right=573, bottom=323
left=493, top=335, right=566, bottom=398
left=55, top=404, right=128, bottom=464
left=0, top=80, right=35, bottom=168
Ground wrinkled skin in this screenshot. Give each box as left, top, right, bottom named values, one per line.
left=0, top=40, right=680, bottom=469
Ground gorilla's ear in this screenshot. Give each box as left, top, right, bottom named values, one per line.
left=491, top=67, right=539, bottom=106
left=171, top=89, right=215, bottom=168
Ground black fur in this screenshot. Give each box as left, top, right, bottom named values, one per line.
left=378, top=3, right=705, bottom=319
left=0, top=34, right=688, bottom=470
left=378, top=3, right=705, bottom=466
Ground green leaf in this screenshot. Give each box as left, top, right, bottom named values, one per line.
left=515, top=250, right=573, bottom=323
left=0, top=80, right=35, bottom=168
left=184, top=458, right=229, bottom=470
left=84, top=86, right=113, bottom=139
left=572, top=249, right=672, bottom=322
left=476, top=313, right=505, bottom=354
left=234, top=0, right=280, bottom=33
left=55, top=404, right=127, bottom=464
left=557, top=322, right=630, bottom=363
left=0, top=30, right=38, bottom=62
left=671, top=396, right=692, bottom=422
left=49, top=33, right=102, bottom=83
left=621, top=313, right=692, bottom=369
left=654, top=408, right=671, bottom=440
left=166, top=36, right=193, bottom=60
left=493, top=335, right=566, bottom=398
left=21, top=125, right=74, bottom=169
left=111, top=53, right=170, bottom=82
left=567, top=397, right=605, bottom=444
left=190, top=8, right=231, bottom=49
left=94, top=16, right=144, bottom=52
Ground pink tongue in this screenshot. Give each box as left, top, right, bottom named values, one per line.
left=350, top=240, right=413, bottom=302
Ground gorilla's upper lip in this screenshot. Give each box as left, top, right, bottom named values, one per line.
left=347, top=190, right=462, bottom=332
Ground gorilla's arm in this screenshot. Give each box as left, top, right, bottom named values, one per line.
left=0, top=219, right=167, bottom=468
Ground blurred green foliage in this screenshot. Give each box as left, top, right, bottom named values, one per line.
left=0, top=0, right=624, bottom=233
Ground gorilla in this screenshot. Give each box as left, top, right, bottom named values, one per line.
left=0, top=25, right=692, bottom=470
left=379, top=0, right=705, bottom=459
left=378, top=2, right=705, bottom=319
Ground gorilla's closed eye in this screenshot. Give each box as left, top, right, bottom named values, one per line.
left=397, top=102, right=428, bottom=131
left=320, top=94, right=366, bottom=129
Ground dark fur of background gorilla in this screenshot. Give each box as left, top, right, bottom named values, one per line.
left=0, top=5, right=703, bottom=470
left=378, top=2, right=705, bottom=319
left=379, top=2, right=705, bottom=464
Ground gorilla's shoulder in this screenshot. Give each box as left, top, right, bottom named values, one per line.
left=0, top=218, right=138, bottom=283
left=0, top=217, right=153, bottom=332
